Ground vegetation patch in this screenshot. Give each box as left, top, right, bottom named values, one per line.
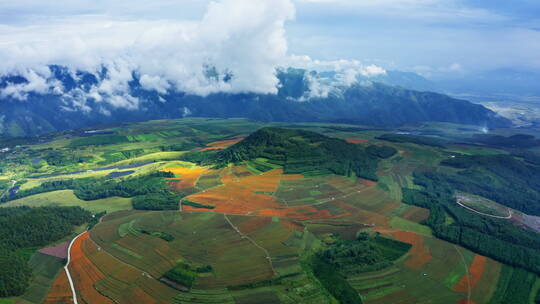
left=487, top=266, right=537, bottom=304
left=162, top=262, right=199, bottom=290
left=0, top=206, right=91, bottom=297
left=181, top=200, right=215, bottom=209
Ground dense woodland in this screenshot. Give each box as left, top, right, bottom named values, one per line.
left=466, top=134, right=540, bottom=149
left=439, top=154, right=540, bottom=216
left=0, top=206, right=91, bottom=297
left=185, top=127, right=386, bottom=181
left=402, top=155, right=540, bottom=274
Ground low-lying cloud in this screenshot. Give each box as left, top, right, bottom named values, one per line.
left=0, top=0, right=385, bottom=109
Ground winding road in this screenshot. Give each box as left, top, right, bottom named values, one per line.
left=456, top=199, right=512, bottom=220
left=64, top=232, right=86, bottom=304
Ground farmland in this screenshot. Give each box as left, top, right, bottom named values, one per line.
left=0, top=119, right=539, bottom=303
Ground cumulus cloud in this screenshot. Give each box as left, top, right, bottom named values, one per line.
left=287, top=55, right=386, bottom=99
left=0, top=0, right=296, bottom=108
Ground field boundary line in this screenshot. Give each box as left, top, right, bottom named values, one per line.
left=223, top=214, right=277, bottom=276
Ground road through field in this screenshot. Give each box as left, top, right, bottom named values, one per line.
left=65, top=232, right=86, bottom=304
left=223, top=213, right=277, bottom=276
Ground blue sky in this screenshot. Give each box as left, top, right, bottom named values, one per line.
left=0, top=0, right=538, bottom=81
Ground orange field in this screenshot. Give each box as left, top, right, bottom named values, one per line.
left=44, top=270, right=73, bottom=304
left=68, top=232, right=114, bottom=304
left=199, top=138, right=243, bottom=151
left=163, top=167, right=209, bottom=191
left=256, top=205, right=349, bottom=221
left=184, top=169, right=352, bottom=221
left=393, top=231, right=432, bottom=270
left=345, top=138, right=369, bottom=144
left=454, top=255, right=487, bottom=293
left=183, top=169, right=285, bottom=214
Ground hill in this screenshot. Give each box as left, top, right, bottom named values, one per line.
left=0, top=67, right=511, bottom=137
left=187, top=127, right=384, bottom=180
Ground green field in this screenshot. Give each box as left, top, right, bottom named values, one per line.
left=1, top=190, right=133, bottom=213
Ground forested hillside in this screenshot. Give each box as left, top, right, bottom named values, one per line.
left=186, top=127, right=386, bottom=180
left=0, top=207, right=91, bottom=297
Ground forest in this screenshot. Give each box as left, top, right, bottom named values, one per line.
left=0, top=206, right=91, bottom=297
left=439, top=154, right=540, bottom=216
left=402, top=156, right=540, bottom=275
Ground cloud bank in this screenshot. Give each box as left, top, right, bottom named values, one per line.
left=0, top=0, right=389, bottom=110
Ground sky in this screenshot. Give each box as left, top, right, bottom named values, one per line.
left=0, top=0, right=538, bottom=103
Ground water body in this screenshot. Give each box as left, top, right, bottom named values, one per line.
left=107, top=171, right=135, bottom=178
left=7, top=185, right=20, bottom=199
left=31, top=157, right=44, bottom=164
left=31, top=162, right=154, bottom=179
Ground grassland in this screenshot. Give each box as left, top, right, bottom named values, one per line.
left=1, top=190, right=132, bottom=213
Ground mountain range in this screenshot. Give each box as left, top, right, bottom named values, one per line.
left=0, top=66, right=511, bottom=138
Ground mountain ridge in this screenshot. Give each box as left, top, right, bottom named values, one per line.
left=0, top=67, right=511, bottom=137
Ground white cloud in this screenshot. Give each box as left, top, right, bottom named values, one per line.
left=0, top=0, right=296, bottom=107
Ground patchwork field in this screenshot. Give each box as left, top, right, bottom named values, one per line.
left=4, top=119, right=537, bottom=304
left=78, top=164, right=510, bottom=304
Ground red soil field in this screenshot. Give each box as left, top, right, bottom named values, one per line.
left=44, top=269, right=73, bottom=304
left=256, top=206, right=349, bottom=221
left=454, top=255, right=487, bottom=293
left=393, top=231, right=432, bottom=270
left=199, top=138, right=243, bottom=151
left=39, top=241, right=69, bottom=259
left=184, top=169, right=286, bottom=214
left=184, top=169, right=349, bottom=220
left=163, top=167, right=209, bottom=190
left=68, top=232, right=114, bottom=304
left=457, top=299, right=478, bottom=304
left=345, top=138, right=369, bottom=144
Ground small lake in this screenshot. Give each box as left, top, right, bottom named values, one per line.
left=107, top=171, right=135, bottom=178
